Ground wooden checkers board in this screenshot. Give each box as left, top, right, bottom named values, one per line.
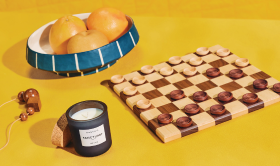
left=108, top=45, right=280, bottom=143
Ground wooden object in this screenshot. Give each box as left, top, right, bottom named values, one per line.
left=189, top=57, right=203, bottom=66
left=19, top=113, right=28, bottom=121
left=141, top=65, right=154, bottom=74
left=176, top=117, right=193, bottom=128
left=193, top=91, right=208, bottom=102
left=51, top=113, right=72, bottom=147
left=169, top=56, right=182, bottom=65
left=123, top=86, right=137, bottom=96
left=253, top=79, right=268, bottom=89
left=243, top=93, right=259, bottom=103
left=210, top=104, right=226, bottom=115
left=24, top=89, right=42, bottom=112
left=157, top=114, right=173, bottom=124
left=111, top=75, right=124, bottom=84
left=229, top=69, right=243, bottom=79
left=218, top=91, right=233, bottom=102
left=108, top=45, right=280, bottom=143
left=136, top=99, right=151, bottom=109
left=206, top=68, right=220, bottom=77
left=196, top=47, right=209, bottom=55
left=216, top=48, right=230, bottom=57
left=160, top=66, right=173, bottom=76
left=273, top=83, right=280, bottom=92
left=235, top=58, right=249, bottom=67
left=184, top=104, right=200, bottom=115
left=132, top=76, right=146, bottom=85
left=170, top=90, right=184, bottom=100
left=183, top=67, right=197, bottom=76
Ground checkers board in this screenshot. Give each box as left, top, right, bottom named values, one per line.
left=108, top=45, right=280, bottom=143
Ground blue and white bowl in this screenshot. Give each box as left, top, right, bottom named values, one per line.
left=26, top=13, right=139, bottom=77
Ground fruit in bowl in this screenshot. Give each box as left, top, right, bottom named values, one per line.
left=49, top=15, right=87, bottom=54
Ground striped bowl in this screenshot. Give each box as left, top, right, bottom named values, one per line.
left=26, top=13, right=139, bottom=77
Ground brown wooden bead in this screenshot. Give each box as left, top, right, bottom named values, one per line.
left=20, top=113, right=28, bottom=121
left=17, top=91, right=25, bottom=102
left=26, top=107, right=35, bottom=115
left=24, top=88, right=39, bottom=102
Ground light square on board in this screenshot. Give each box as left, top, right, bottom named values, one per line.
left=201, top=53, right=221, bottom=63
left=150, top=96, right=171, bottom=107
left=140, top=108, right=162, bottom=125
left=242, top=65, right=261, bottom=76
left=197, top=99, right=219, bottom=111
left=165, top=73, right=186, bottom=83
left=173, top=97, right=194, bottom=109
left=257, top=89, right=280, bottom=107
left=231, top=88, right=251, bottom=100
left=222, top=54, right=240, bottom=64
left=224, top=100, right=248, bottom=119
left=208, top=45, right=223, bottom=53
left=157, top=84, right=178, bottom=95
left=219, top=64, right=238, bottom=74
left=234, top=76, right=255, bottom=87
left=188, top=74, right=209, bottom=85
left=145, top=72, right=164, bottom=82
left=211, top=75, right=233, bottom=86
left=205, top=87, right=225, bottom=98
left=172, top=63, right=191, bottom=72
left=156, top=124, right=181, bottom=143
left=126, top=94, right=147, bottom=109
left=266, top=77, right=280, bottom=88
left=113, top=81, right=133, bottom=96
left=181, top=53, right=197, bottom=62
left=153, top=62, right=171, bottom=71
left=182, top=85, right=202, bottom=97
left=196, top=63, right=213, bottom=74
left=123, top=71, right=141, bottom=81
left=170, top=110, right=187, bottom=121
left=191, top=112, right=215, bottom=131
left=136, top=83, right=156, bottom=94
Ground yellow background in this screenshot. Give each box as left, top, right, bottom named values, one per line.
left=1, top=0, right=280, bottom=165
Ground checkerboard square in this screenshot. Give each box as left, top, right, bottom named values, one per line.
left=136, top=83, right=156, bottom=94
left=257, top=89, right=280, bottom=107
left=165, top=73, right=186, bottom=83
left=205, top=87, right=225, bottom=98
left=207, top=110, right=232, bottom=125
left=172, top=97, right=194, bottom=109
left=239, top=98, right=264, bottom=113
left=231, top=88, right=251, bottom=100
left=182, top=86, right=202, bottom=96
left=222, top=54, right=240, bottom=63
left=170, top=110, right=187, bottom=121
left=140, top=108, right=162, bottom=125
left=234, top=76, right=255, bottom=87
left=196, top=63, right=214, bottom=73
left=172, top=63, right=191, bottom=72
left=113, top=81, right=133, bottom=96
left=196, top=80, right=218, bottom=91
left=153, top=62, right=171, bottom=71
left=242, top=65, right=261, bottom=75
left=157, top=103, right=180, bottom=114
left=157, top=84, right=178, bottom=95
left=191, top=112, right=215, bottom=131
left=209, top=59, right=229, bottom=68
left=188, top=74, right=209, bottom=85
left=145, top=72, right=164, bottom=82
left=266, top=77, right=280, bottom=88
left=201, top=53, right=221, bottom=63
left=142, top=89, right=163, bottom=100
left=224, top=100, right=248, bottom=119
left=250, top=71, right=271, bottom=80
left=150, top=78, right=171, bottom=88
left=211, top=75, right=233, bottom=86
left=197, top=99, right=219, bottom=111
left=126, top=94, right=147, bottom=109
left=123, top=71, right=142, bottom=81
left=219, top=64, right=238, bottom=74
left=173, top=79, right=194, bottom=89
left=209, top=45, right=223, bottom=53
left=220, top=81, right=243, bottom=91
left=150, top=96, right=171, bottom=107
left=156, top=124, right=181, bottom=143
left=181, top=53, right=197, bottom=62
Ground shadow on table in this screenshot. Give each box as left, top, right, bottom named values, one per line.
left=100, top=80, right=162, bottom=143
left=2, top=38, right=64, bottom=80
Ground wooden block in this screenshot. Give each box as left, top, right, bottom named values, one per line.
left=136, top=83, right=156, bottom=94
left=266, top=77, right=279, bottom=88
left=242, top=65, right=261, bottom=75
left=153, top=62, right=170, bottom=71
left=205, top=87, right=225, bottom=98
left=219, top=64, right=237, bottom=74
left=201, top=53, right=221, bottom=63
left=150, top=96, right=172, bottom=108
left=182, top=85, right=202, bottom=96
left=222, top=54, right=240, bottom=63
left=156, top=124, right=181, bottom=143
left=165, top=73, right=186, bottom=83
left=170, top=110, right=187, bottom=121
left=187, top=74, right=209, bottom=85
left=231, top=88, right=251, bottom=100
left=257, top=89, right=280, bottom=107
left=113, top=81, right=133, bottom=96
left=157, top=84, right=178, bottom=95
left=126, top=94, right=146, bottom=109
left=172, top=97, right=194, bottom=109
left=234, top=76, right=255, bottom=87
left=51, top=113, right=71, bottom=147
left=211, top=75, right=233, bottom=86
left=191, top=112, right=215, bottom=131
left=196, top=63, right=213, bottom=73
left=144, top=72, right=164, bottom=82
left=140, top=108, right=162, bottom=125
left=224, top=100, right=248, bottom=119
left=26, top=95, right=41, bottom=112
left=197, top=99, right=219, bottom=111
left=123, top=71, right=141, bottom=81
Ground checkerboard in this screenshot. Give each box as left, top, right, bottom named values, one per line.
left=108, top=45, right=280, bottom=143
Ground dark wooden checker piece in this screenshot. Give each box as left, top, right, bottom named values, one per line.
left=165, top=93, right=186, bottom=102
left=253, top=79, right=268, bottom=89
left=214, top=96, right=236, bottom=105
left=273, top=83, right=280, bottom=93
left=203, top=72, right=223, bottom=79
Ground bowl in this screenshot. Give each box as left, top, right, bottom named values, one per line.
left=26, top=13, right=139, bottom=77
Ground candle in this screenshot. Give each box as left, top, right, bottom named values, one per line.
left=71, top=108, right=103, bottom=120
left=66, top=100, right=112, bottom=157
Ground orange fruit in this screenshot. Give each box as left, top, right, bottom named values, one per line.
left=87, top=7, right=128, bottom=42
left=67, top=30, right=109, bottom=54
left=49, top=15, right=87, bottom=54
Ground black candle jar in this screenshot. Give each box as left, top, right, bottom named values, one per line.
left=66, top=100, right=112, bottom=157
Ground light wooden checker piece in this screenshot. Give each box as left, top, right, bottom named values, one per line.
left=108, top=45, right=280, bottom=143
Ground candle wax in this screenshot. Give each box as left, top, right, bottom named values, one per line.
left=71, top=108, right=103, bottom=120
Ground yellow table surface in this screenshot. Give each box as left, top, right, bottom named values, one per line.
left=1, top=11, right=280, bottom=166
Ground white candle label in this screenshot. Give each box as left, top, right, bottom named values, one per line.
left=79, top=124, right=106, bottom=147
